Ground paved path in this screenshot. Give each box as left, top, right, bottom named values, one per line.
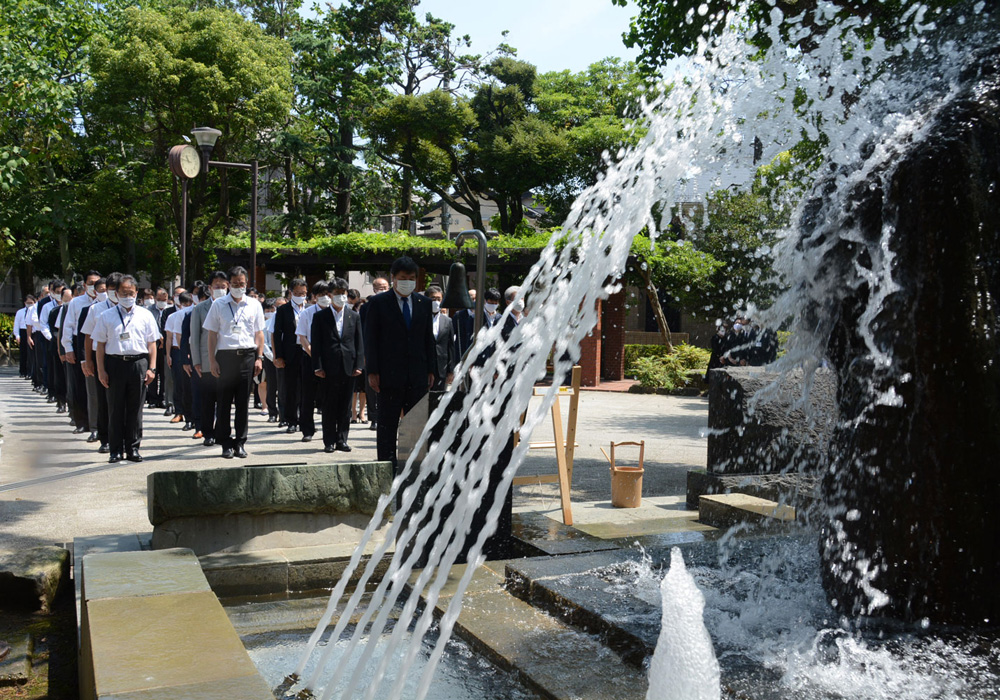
left=0, top=367, right=707, bottom=550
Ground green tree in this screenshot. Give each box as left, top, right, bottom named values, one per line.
left=0, top=0, right=98, bottom=290
left=86, top=4, right=293, bottom=282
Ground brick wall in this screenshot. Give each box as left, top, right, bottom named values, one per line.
left=578, top=299, right=602, bottom=387
left=601, top=290, right=627, bottom=381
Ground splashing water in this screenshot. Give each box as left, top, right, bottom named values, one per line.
left=291, top=2, right=997, bottom=698
left=646, top=548, right=721, bottom=700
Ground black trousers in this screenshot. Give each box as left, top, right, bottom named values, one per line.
left=263, top=357, right=278, bottom=418
left=18, top=330, right=29, bottom=376
left=96, top=372, right=110, bottom=444
left=170, top=348, right=191, bottom=419
left=150, top=344, right=166, bottom=406
left=106, top=355, right=148, bottom=456
left=32, top=332, right=46, bottom=389
left=216, top=350, right=254, bottom=450
left=376, top=384, right=428, bottom=464
left=299, top=356, right=319, bottom=437
left=199, top=371, right=218, bottom=440
left=278, top=348, right=303, bottom=425
left=365, top=378, right=379, bottom=424
left=49, top=343, right=66, bottom=401
left=70, top=339, right=89, bottom=427
left=322, top=372, right=354, bottom=447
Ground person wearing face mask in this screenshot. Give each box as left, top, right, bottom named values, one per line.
left=160, top=286, right=185, bottom=419
left=190, top=271, right=228, bottom=446
left=203, top=266, right=265, bottom=459
left=25, top=285, right=46, bottom=392
left=364, top=256, right=437, bottom=466
left=81, top=272, right=123, bottom=454
left=294, top=280, right=330, bottom=443
left=482, top=287, right=502, bottom=330
left=35, top=279, right=64, bottom=400
left=148, top=287, right=170, bottom=409
left=273, top=278, right=309, bottom=432
left=62, top=270, right=102, bottom=433
left=47, top=286, right=72, bottom=413
left=75, top=278, right=106, bottom=442
left=501, top=285, right=526, bottom=342
left=359, top=276, right=390, bottom=432
left=311, top=278, right=363, bottom=453
left=425, top=285, right=455, bottom=392
left=93, top=275, right=161, bottom=463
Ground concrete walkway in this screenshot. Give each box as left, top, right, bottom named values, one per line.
left=0, top=367, right=707, bottom=551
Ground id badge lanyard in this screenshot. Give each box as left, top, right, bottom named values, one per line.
left=117, top=307, right=134, bottom=341
left=228, top=301, right=246, bottom=336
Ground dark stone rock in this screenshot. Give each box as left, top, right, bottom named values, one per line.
left=811, top=47, right=1000, bottom=624
left=0, top=547, right=69, bottom=613
left=707, top=367, right=837, bottom=475
left=147, top=462, right=393, bottom=525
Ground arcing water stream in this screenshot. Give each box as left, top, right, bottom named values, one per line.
left=291, top=2, right=999, bottom=698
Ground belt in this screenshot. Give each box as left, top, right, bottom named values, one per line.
left=111, top=354, right=148, bottom=362
left=219, top=348, right=257, bottom=356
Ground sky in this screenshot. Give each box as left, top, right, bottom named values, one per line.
left=413, top=0, right=640, bottom=74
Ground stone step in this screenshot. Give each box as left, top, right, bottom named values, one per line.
left=0, top=546, right=70, bottom=613
left=409, top=562, right=647, bottom=700
left=0, top=633, right=32, bottom=687
left=698, top=493, right=796, bottom=529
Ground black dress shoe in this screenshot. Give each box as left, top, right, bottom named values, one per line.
left=285, top=424, right=297, bottom=434
left=87, top=431, right=99, bottom=443
left=324, top=444, right=336, bottom=453
left=222, top=447, right=234, bottom=459
left=109, top=453, right=122, bottom=463
left=73, top=426, right=87, bottom=434
left=182, top=421, right=192, bottom=431
left=203, top=437, right=216, bottom=446
left=98, top=443, right=110, bottom=454
left=301, top=434, right=313, bottom=443
left=335, top=442, right=352, bottom=452
left=163, top=407, right=173, bottom=416
left=278, top=421, right=287, bottom=427
left=127, top=452, right=143, bottom=463
left=369, top=422, right=378, bottom=431
left=235, top=445, right=248, bottom=458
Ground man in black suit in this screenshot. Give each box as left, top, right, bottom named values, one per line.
left=312, top=277, right=364, bottom=453
left=452, top=288, right=477, bottom=359
left=359, top=276, right=390, bottom=431
left=273, top=278, right=308, bottom=432
left=364, top=256, right=437, bottom=466
left=424, top=285, right=455, bottom=391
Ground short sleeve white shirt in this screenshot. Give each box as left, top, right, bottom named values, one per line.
left=202, top=294, right=264, bottom=351
left=165, top=305, right=192, bottom=347
left=92, top=304, right=161, bottom=356
left=82, top=300, right=114, bottom=350
left=61, top=293, right=95, bottom=353
left=13, top=307, right=26, bottom=334
left=296, top=304, right=321, bottom=344
left=26, top=304, right=39, bottom=330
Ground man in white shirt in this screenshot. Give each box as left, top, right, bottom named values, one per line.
left=14, top=295, right=34, bottom=379
left=62, top=269, right=102, bottom=433
left=35, top=279, right=64, bottom=399
left=295, top=280, right=329, bottom=443
left=94, top=275, right=160, bottom=463
left=81, top=272, right=123, bottom=454
left=203, top=266, right=265, bottom=459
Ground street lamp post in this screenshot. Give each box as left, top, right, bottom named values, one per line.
left=170, top=127, right=259, bottom=287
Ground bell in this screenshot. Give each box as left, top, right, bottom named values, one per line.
left=442, top=261, right=474, bottom=309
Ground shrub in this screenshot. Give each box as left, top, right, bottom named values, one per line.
left=628, top=343, right=711, bottom=389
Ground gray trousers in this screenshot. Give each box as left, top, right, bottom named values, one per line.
left=86, top=374, right=100, bottom=431
left=164, top=359, right=175, bottom=409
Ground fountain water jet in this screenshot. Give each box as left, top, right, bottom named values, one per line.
left=287, top=2, right=999, bottom=698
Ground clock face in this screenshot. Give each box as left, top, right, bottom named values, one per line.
left=169, top=144, right=201, bottom=179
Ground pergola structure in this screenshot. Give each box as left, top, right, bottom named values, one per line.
left=216, top=245, right=631, bottom=386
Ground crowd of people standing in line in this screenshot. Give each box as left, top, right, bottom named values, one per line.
left=706, top=317, right=779, bottom=372
left=10, top=256, right=527, bottom=470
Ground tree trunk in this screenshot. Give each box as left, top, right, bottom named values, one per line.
left=642, top=266, right=673, bottom=351
left=399, top=136, right=414, bottom=233
left=336, top=119, right=353, bottom=235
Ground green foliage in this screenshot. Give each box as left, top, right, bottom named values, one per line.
left=613, top=0, right=964, bottom=73
left=629, top=343, right=710, bottom=389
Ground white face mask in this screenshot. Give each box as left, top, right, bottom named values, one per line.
left=317, top=295, right=332, bottom=308
left=513, top=300, right=525, bottom=313
left=173, top=295, right=180, bottom=306
left=50, top=292, right=59, bottom=302
left=86, top=285, right=96, bottom=297
left=143, top=299, right=155, bottom=308
left=484, top=302, right=498, bottom=313
left=118, top=295, right=136, bottom=310
left=291, top=294, right=306, bottom=306
left=108, top=290, right=119, bottom=304
left=264, top=312, right=275, bottom=321
left=212, top=288, right=227, bottom=300
left=431, top=300, right=441, bottom=314
left=332, top=294, right=348, bottom=309
left=230, top=287, right=246, bottom=300
left=733, top=322, right=743, bottom=332
left=156, top=300, right=168, bottom=309
left=96, top=291, right=108, bottom=303
left=394, top=279, right=416, bottom=296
